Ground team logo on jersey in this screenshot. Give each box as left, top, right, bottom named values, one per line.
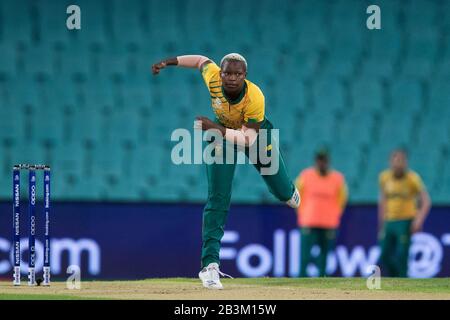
left=213, top=98, right=222, bottom=110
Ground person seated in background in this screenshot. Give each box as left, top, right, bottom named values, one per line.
left=295, top=149, right=348, bottom=277
left=378, top=149, right=431, bottom=277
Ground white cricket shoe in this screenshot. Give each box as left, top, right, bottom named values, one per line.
left=198, top=263, right=233, bottom=290
left=286, top=187, right=301, bottom=208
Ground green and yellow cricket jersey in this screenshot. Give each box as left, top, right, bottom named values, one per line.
left=201, top=62, right=265, bottom=129
left=379, top=169, right=424, bottom=221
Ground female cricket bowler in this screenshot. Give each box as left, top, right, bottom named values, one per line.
left=152, top=54, right=300, bottom=289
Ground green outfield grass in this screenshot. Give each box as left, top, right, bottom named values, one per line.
left=0, top=293, right=96, bottom=300
left=0, top=278, right=449, bottom=300
left=229, top=277, right=450, bottom=293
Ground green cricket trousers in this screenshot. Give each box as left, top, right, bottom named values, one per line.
left=201, top=119, right=295, bottom=268
left=379, top=219, right=413, bottom=277
left=299, top=227, right=337, bottom=277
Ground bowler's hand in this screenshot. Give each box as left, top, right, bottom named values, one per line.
left=152, top=61, right=167, bottom=75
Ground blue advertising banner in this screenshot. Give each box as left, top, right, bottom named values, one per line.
left=0, top=202, right=448, bottom=280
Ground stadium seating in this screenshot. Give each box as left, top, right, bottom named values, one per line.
left=0, top=0, right=448, bottom=204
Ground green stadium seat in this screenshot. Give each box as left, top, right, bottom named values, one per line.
left=90, top=142, right=125, bottom=189
left=182, top=1, right=219, bottom=50
left=0, top=163, right=9, bottom=199
left=100, top=176, right=140, bottom=201
left=368, top=30, right=401, bottom=62
left=108, top=108, right=141, bottom=146
left=1, top=0, right=33, bottom=46
left=350, top=77, right=384, bottom=113
left=145, top=0, right=179, bottom=46
left=331, top=143, right=362, bottom=179
left=312, top=78, right=345, bottom=112
left=321, top=52, right=357, bottom=79
left=409, top=149, right=442, bottom=188
left=59, top=50, right=91, bottom=79
left=0, top=44, right=16, bottom=78
left=97, top=52, right=129, bottom=79
left=38, top=0, right=71, bottom=46
left=49, top=141, right=84, bottom=199
left=429, top=78, right=450, bottom=111
left=329, top=0, right=366, bottom=30
left=352, top=174, right=379, bottom=203
left=188, top=188, right=208, bottom=203
left=337, top=111, right=375, bottom=146
left=110, top=0, right=145, bottom=47
left=0, top=104, right=25, bottom=144
left=51, top=141, right=84, bottom=177
left=46, top=76, right=78, bottom=111
left=325, top=27, right=364, bottom=78
left=375, top=0, right=401, bottom=14
left=29, top=103, right=64, bottom=146
left=10, top=77, right=41, bottom=110
left=435, top=162, right=450, bottom=204
left=23, top=46, right=54, bottom=79
left=416, top=121, right=450, bottom=149
left=435, top=59, right=450, bottom=79
left=121, top=83, right=153, bottom=110
left=390, top=78, right=423, bottom=113
left=293, top=1, right=328, bottom=52
left=130, top=144, right=166, bottom=189
left=245, top=52, right=278, bottom=83
left=71, top=107, right=104, bottom=145
left=442, top=4, right=450, bottom=35
left=82, top=78, right=115, bottom=110
left=404, top=2, right=438, bottom=32
left=378, top=127, right=412, bottom=150
left=361, top=57, right=394, bottom=78
left=281, top=51, right=321, bottom=80
left=401, top=56, right=434, bottom=79
left=67, top=175, right=102, bottom=201
left=301, top=119, right=336, bottom=149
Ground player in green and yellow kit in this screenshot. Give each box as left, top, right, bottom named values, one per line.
left=152, top=53, right=300, bottom=289
left=378, top=149, right=431, bottom=277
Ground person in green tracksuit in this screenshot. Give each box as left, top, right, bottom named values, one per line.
left=152, top=53, right=300, bottom=289
left=378, top=149, right=431, bottom=277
